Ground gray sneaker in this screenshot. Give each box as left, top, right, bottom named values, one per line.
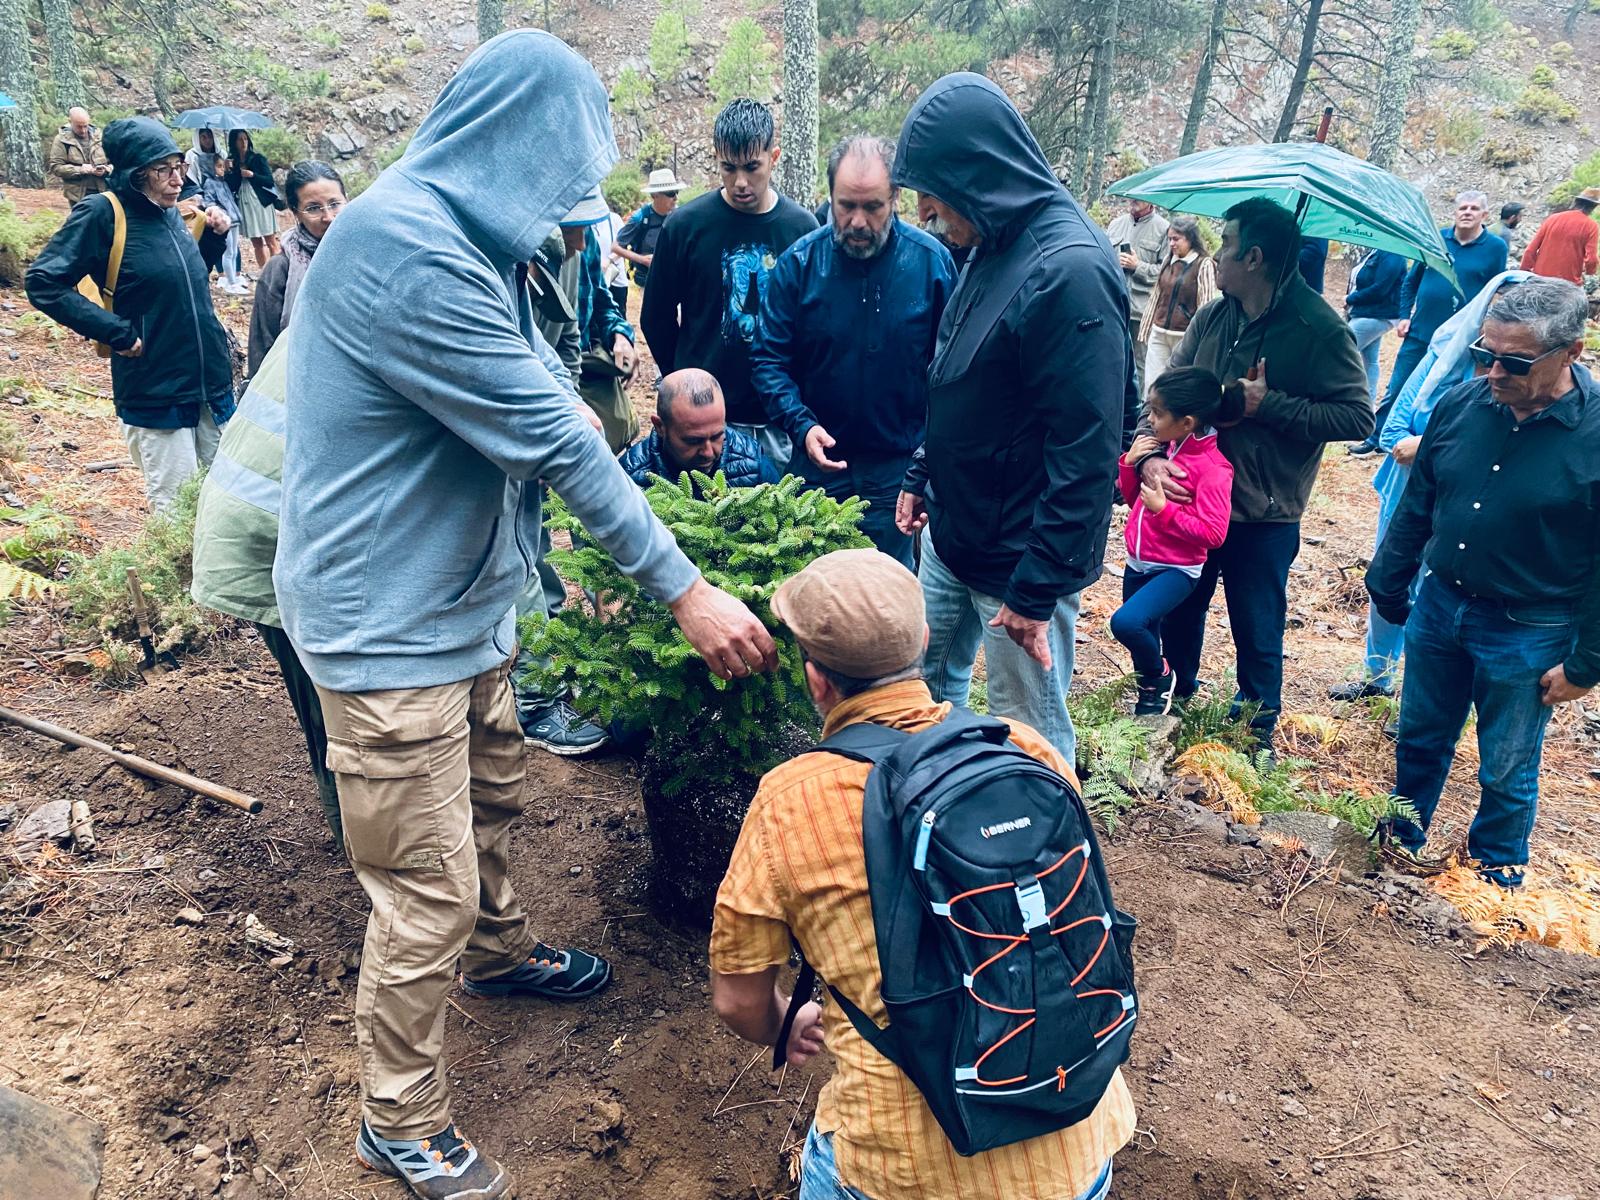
left=356, top=1121, right=511, bottom=1199
left=519, top=699, right=609, bottom=757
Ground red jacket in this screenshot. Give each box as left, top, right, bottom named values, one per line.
left=1118, top=431, right=1234, bottom=568
left=1520, top=208, right=1599, bottom=284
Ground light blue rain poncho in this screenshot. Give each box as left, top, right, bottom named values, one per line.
left=1360, top=269, right=1534, bottom=686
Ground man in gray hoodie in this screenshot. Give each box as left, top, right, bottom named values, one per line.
left=274, top=32, right=774, bottom=1200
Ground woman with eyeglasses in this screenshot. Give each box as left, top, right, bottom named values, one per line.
left=1328, top=270, right=1534, bottom=712
left=248, top=161, right=346, bottom=375
left=25, top=117, right=236, bottom=513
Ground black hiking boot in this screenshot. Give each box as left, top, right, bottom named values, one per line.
left=356, top=1121, right=512, bottom=1199
left=519, top=699, right=609, bottom=757
left=1134, top=665, right=1178, bottom=717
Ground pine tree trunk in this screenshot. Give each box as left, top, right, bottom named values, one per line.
left=0, top=0, right=47, bottom=188
left=1272, top=0, right=1324, bottom=143
left=1180, top=0, right=1227, bottom=157
left=778, top=0, right=818, bottom=205
left=1070, top=64, right=1097, bottom=194
left=1366, top=0, right=1418, bottom=170
left=40, top=0, right=87, bottom=111
left=478, top=0, right=504, bottom=43
left=1084, top=0, right=1119, bottom=203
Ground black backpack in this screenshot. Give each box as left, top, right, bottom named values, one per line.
left=776, top=708, right=1138, bottom=1157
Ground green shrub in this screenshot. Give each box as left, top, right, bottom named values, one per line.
left=1513, top=83, right=1577, bottom=123
left=522, top=473, right=869, bottom=798
left=63, top=476, right=227, bottom=661
left=709, top=17, right=778, bottom=105
left=1549, top=40, right=1574, bottom=61
left=1550, top=149, right=1600, bottom=208
left=1430, top=29, right=1478, bottom=59
left=1436, top=110, right=1484, bottom=152
left=1481, top=135, right=1533, bottom=168
left=1176, top=683, right=1262, bottom=753
left=613, top=66, right=651, bottom=116
left=649, top=0, right=697, bottom=80
left=245, top=128, right=305, bottom=170
left=602, top=160, right=646, bottom=214
left=1529, top=63, right=1558, bottom=87
left=306, top=24, right=341, bottom=49
left=403, top=34, right=426, bottom=54
left=0, top=202, right=64, bottom=271
left=637, top=128, right=674, bottom=171
left=366, top=2, right=392, bottom=20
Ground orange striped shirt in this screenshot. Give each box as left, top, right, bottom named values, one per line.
left=710, top=680, right=1136, bottom=1200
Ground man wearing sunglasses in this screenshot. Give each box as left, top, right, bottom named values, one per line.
left=1366, top=277, right=1599, bottom=889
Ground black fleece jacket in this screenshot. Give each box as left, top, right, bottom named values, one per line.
left=896, top=73, right=1133, bottom=618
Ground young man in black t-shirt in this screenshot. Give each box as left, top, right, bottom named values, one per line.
left=639, top=98, right=817, bottom=470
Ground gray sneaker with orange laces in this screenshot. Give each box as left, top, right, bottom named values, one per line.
left=356, top=1121, right=512, bottom=1199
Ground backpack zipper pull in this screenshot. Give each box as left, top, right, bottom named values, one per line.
left=913, top=810, right=935, bottom=871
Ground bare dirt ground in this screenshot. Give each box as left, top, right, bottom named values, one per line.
left=2, top=197, right=1598, bottom=1198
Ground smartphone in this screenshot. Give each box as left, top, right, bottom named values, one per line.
left=1119, top=242, right=1132, bottom=255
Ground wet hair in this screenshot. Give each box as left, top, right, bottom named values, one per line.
left=1149, top=366, right=1245, bottom=428
left=285, top=160, right=345, bottom=210
left=826, top=135, right=895, bottom=194
left=229, top=129, right=254, bottom=157
left=712, top=98, right=776, bottom=161
left=1223, top=198, right=1300, bottom=273
left=1167, top=215, right=1206, bottom=258
left=655, top=371, right=722, bottom=422
left=1485, top=276, right=1588, bottom=350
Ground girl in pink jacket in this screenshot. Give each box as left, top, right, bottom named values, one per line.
left=1112, top=367, right=1239, bottom=714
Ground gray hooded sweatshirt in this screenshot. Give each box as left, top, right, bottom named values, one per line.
left=274, top=31, right=699, bottom=692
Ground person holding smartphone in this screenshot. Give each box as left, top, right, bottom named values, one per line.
left=1106, top=197, right=1169, bottom=442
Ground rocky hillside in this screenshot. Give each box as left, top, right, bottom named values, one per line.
left=63, top=0, right=1600, bottom=218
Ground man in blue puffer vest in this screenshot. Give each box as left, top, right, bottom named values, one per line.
left=619, top=368, right=780, bottom=494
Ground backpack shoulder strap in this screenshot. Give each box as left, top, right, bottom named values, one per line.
left=103, top=193, right=126, bottom=302
left=814, top=719, right=910, bottom=765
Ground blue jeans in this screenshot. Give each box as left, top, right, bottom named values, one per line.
left=798, top=451, right=915, bottom=568
left=800, top=1124, right=1113, bottom=1200
left=920, top=529, right=1080, bottom=765
left=1161, top=520, right=1300, bottom=742
left=1361, top=500, right=1421, bottom=692
left=1374, top=333, right=1428, bottom=443
left=1347, top=316, right=1396, bottom=404
left=1388, top=575, right=1577, bottom=871
left=1111, top=566, right=1198, bottom=679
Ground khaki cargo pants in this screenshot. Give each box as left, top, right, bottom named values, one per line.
left=317, top=657, right=536, bottom=1139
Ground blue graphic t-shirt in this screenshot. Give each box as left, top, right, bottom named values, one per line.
left=639, top=190, right=817, bottom=425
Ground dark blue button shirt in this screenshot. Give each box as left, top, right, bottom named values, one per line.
left=1399, top=226, right=1509, bottom=341
left=752, top=219, right=955, bottom=458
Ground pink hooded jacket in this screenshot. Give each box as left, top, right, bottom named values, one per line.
left=1117, top=430, right=1234, bottom=568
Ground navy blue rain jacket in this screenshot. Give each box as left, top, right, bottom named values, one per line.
left=751, top=219, right=955, bottom=458
left=617, top=426, right=780, bottom=492
left=1345, top=249, right=1407, bottom=320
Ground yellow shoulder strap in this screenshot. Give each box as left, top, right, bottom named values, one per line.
left=103, top=193, right=127, bottom=302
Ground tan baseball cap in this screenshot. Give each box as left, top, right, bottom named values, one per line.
left=770, top=549, right=926, bottom=678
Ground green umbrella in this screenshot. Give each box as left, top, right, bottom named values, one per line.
left=1108, top=142, right=1458, bottom=293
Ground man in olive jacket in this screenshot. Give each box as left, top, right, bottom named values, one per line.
left=892, top=72, right=1134, bottom=765
left=1138, top=198, right=1372, bottom=744
left=48, top=108, right=110, bottom=207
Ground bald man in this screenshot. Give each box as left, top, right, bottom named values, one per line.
left=619, top=368, right=782, bottom=493
left=49, top=108, right=110, bottom=207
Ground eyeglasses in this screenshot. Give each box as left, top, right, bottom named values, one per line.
left=299, top=201, right=345, bottom=217
left=1467, top=339, right=1566, bottom=377
left=148, top=161, right=185, bottom=178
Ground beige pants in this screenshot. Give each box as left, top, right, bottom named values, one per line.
left=120, top=407, right=221, bottom=513
left=317, top=659, right=535, bottom=1138
left=1142, top=326, right=1187, bottom=399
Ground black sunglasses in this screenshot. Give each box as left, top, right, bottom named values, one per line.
left=1468, top=339, right=1565, bottom=377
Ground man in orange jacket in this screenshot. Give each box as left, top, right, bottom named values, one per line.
left=1521, top=188, right=1599, bottom=284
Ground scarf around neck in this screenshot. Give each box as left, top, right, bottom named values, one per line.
left=278, top=223, right=320, bottom=335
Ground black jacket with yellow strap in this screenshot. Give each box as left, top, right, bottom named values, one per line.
left=26, top=185, right=232, bottom=427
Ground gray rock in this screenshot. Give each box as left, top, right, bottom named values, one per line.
left=0, top=802, right=16, bottom=831
left=11, top=800, right=72, bottom=854
left=1172, top=799, right=1230, bottom=844
left=350, top=91, right=414, bottom=134
left=315, top=125, right=368, bottom=160
left=1257, top=810, right=1374, bottom=869
left=1279, top=1095, right=1309, bottom=1118
left=0, top=1083, right=104, bottom=1199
